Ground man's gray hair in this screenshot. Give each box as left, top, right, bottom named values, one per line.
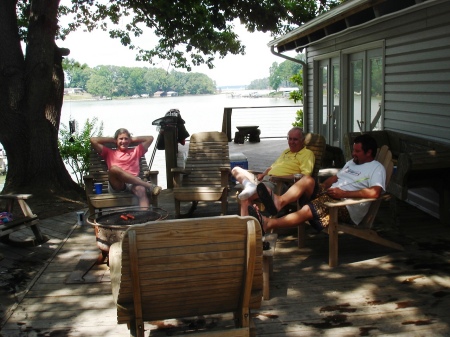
left=288, top=127, right=305, bottom=140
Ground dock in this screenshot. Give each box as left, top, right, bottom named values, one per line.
left=1, top=139, right=450, bottom=336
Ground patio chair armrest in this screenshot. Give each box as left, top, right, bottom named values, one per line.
left=171, top=167, right=190, bottom=174
left=83, top=175, right=94, bottom=193
left=171, top=167, right=192, bottom=187
left=143, top=170, right=159, bottom=185
left=324, top=194, right=391, bottom=207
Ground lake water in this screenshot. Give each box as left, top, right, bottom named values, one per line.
left=61, top=92, right=300, bottom=188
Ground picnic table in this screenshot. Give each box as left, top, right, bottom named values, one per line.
left=234, top=126, right=261, bottom=144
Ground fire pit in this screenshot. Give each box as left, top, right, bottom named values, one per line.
left=87, top=207, right=168, bottom=261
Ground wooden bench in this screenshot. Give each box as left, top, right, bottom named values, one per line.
left=345, top=131, right=450, bottom=223
left=0, top=194, right=48, bottom=246
left=109, top=215, right=263, bottom=337
left=83, top=143, right=159, bottom=216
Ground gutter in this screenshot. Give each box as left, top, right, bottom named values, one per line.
left=270, top=46, right=308, bottom=133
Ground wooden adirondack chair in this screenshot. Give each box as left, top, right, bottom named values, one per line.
left=83, top=142, right=159, bottom=216
left=172, top=131, right=230, bottom=218
left=320, top=145, right=404, bottom=267
left=109, top=215, right=263, bottom=337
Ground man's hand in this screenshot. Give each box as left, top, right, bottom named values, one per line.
left=326, top=187, right=344, bottom=199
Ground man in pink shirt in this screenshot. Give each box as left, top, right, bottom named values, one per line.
left=90, top=128, right=162, bottom=208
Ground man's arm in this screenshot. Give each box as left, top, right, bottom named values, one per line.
left=90, top=137, right=115, bottom=154
left=131, top=136, right=154, bottom=151
left=322, top=175, right=338, bottom=190
left=256, top=166, right=272, bottom=181
left=328, top=185, right=382, bottom=199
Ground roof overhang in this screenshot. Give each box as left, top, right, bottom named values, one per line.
left=268, top=0, right=434, bottom=53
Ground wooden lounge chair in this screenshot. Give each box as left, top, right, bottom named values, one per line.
left=83, top=142, right=159, bottom=216
left=320, top=145, right=404, bottom=267
left=172, top=131, right=230, bottom=218
left=109, top=215, right=263, bottom=337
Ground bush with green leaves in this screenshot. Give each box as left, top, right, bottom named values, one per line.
left=58, top=118, right=103, bottom=187
left=289, top=72, right=304, bottom=128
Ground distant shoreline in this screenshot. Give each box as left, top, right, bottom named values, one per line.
left=64, top=90, right=285, bottom=102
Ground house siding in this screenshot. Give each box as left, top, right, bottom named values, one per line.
left=304, top=0, right=450, bottom=145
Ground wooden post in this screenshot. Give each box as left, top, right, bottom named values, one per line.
left=163, top=126, right=177, bottom=189
left=222, top=107, right=233, bottom=142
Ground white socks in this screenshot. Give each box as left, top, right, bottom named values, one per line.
left=238, top=179, right=257, bottom=200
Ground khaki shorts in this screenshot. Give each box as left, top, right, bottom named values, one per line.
left=254, top=175, right=288, bottom=193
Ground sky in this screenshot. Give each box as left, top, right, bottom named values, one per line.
left=58, top=23, right=297, bottom=87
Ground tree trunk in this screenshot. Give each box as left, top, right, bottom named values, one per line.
left=0, top=0, right=83, bottom=199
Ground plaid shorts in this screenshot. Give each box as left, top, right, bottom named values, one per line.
left=307, top=185, right=353, bottom=232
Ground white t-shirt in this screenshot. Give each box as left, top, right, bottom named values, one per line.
left=332, top=159, right=386, bottom=224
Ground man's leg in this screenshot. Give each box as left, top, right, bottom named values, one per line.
left=239, top=193, right=261, bottom=216
left=231, top=166, right=256, bottom=183
left=232, top=167, right=258, bottom=200
left=252, top=204, right=314, bottom=233
left=260, top=175, right=316, bottom=213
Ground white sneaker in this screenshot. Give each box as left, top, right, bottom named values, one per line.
left=238, top=183, right=257, bottom=200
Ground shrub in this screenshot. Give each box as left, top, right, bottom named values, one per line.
left=58, top=118, right=103, bottom=186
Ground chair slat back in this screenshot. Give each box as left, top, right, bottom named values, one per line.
left=110, top=216, right=263, bottom=326
left=183, top=132, right=230, bottom=187
left=304, top=133, right=327, bottom=180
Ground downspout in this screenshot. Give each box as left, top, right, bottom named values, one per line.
left=270, top=46, right=308, bottom=133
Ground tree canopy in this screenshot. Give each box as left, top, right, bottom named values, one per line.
left=0, top=0, right=342, bottom=200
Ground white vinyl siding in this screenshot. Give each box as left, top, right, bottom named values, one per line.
left=304, top=0, right=450, bottom=145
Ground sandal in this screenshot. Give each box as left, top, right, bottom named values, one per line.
left=256, top=183, right=278, bottom=216
left=248, top=205, right=266, bottom=235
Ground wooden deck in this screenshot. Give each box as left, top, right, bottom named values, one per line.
left=1, top=139, right=450, bottom=336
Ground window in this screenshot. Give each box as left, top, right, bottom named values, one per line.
left=317, top=57, right=340, bottom=147
left=348, top=48, right=383, bottom=133
left=314, top=44, right=383, bottom=146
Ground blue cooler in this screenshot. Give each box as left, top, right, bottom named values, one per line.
left=230, top=153, right=248, bottom=183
